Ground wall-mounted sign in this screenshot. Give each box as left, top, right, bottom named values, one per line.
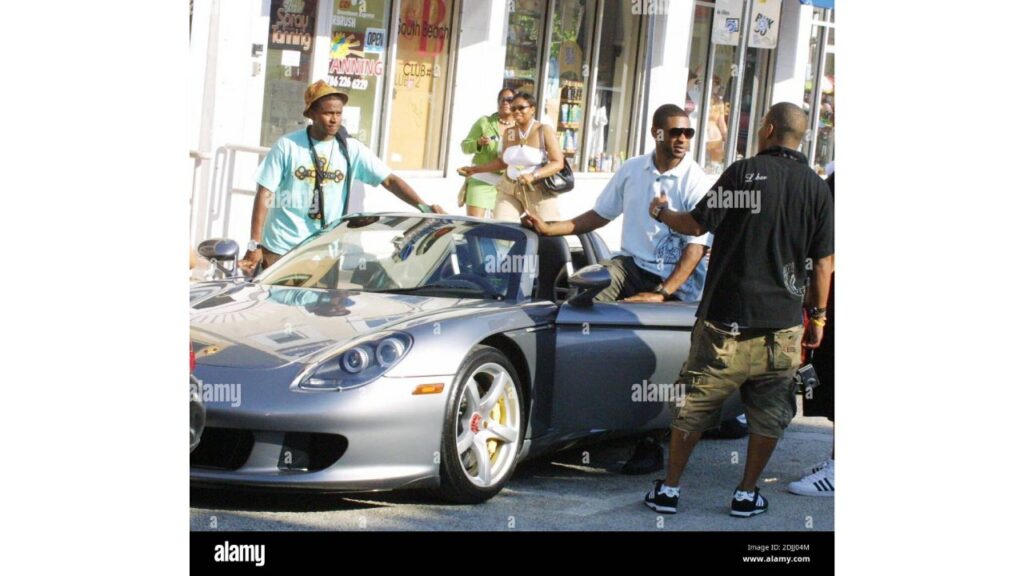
left=327, top=0, right=388, bottom=144
left=330, top=30, right=365, bottom=60
left=748, top=0, right=782, bottom=49
left=713, top=0, right=783, bottom=49
left=269, top=0, right=316, bottom=52
left=337, top=0, right=377, bottom=20
left=333, top=15, right=357, bottom=27
left=328, top=31, right=385, bottom=91
left=712, top=0, right=742, bottom=46
left=398, top=0, right=450, bottom=55
left=558, top=41, right=583, bottom=79
left=364, top=27, right=387, bottom=54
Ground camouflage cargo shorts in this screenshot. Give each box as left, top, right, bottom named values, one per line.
left=673, top=319, right=803, bottom=439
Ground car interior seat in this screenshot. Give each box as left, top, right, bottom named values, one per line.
left=534, top=236, right=574, bottom=303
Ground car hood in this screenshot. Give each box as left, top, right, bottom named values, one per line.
left=190, top=283, right=485, bottom=369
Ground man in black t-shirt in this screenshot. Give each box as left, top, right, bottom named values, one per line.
left=640, top=102, right=835, bottom=517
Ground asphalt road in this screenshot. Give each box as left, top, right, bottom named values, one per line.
left=190, top=410, right=834, bottom=532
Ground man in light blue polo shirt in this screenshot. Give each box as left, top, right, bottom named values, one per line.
left=240, top=80, right=443, bottom=272
left=522, top=103, right=715, bottom=304
left=522, top=103, right=717, bottom=474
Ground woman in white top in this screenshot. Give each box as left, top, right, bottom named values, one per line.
left=459, top=92, right=563, bottom=222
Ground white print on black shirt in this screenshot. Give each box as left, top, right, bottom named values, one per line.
left=214, top=541, right=265, bottom=567
left=784, top=262, right=806, bottom=297
left=784, top=259, right=814, bottom=297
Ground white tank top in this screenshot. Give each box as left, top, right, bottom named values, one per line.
left=503, top=122, right=546, bottom=179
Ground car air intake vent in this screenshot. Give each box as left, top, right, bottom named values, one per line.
left=190, top=428, right=254, bottom=470
left=278, top=433, right=348, bottom=472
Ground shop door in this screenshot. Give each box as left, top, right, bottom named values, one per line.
left=260, top=0, right=320, bottom=147
left=690, top=0, right=778, bottom=175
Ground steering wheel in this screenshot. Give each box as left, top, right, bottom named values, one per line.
left=440, top=273, right=499, bottom=298
left=553, top=265, right=575, bottom=304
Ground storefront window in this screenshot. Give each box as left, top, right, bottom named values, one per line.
left=704, top=44, right=740, bottom=175
left=385, top=0, right=456, bottom=170
left=504, top=0, right=648, bottom=173
left=803, top=8, right=834, bottom=175
left=326, top=0, right=392, bottom=150
left=687, top=3, right=724, bottom=173
left=260, top=0, right=318, bottom=147
left=814, top=52, right=834, bottom=174
left=504, top=0, right=545, bottom=93
left=542, top=0, right=595, bottom=171
left=733, top=47, right=772, bottom=160
left=586, top=0, right=643, bottom=173
left=688, top=0, right=777, bottom=175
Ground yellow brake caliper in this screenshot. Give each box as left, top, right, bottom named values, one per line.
left=487, top=388, right=509, bottom=461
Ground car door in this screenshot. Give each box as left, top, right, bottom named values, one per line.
left=549, top=232, right=699, bottom=436
left=551, top=300, right=698, bottom=436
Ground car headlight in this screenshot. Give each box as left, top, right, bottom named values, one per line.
left=375, top=337, right=407, bottom=367
left=342, top=346, right=372, bottom=373
left=297, top=332, right=413, bottom=391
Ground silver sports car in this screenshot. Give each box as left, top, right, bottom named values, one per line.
left=190, top=213, right=737, bottom=503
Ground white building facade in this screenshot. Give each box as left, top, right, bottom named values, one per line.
left=189, top=0, right=835, bottom=250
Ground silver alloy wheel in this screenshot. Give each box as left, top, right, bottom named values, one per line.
left=454, top=362, right=522, bottom=487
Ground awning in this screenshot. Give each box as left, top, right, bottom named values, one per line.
left=800, top=0, right=835, bottom=9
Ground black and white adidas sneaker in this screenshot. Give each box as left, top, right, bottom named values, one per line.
left=730, top=486, right=768, bottom=517
left=788, top=466, right=835, bottom=497
left=644, top=479, right=679, bottom=514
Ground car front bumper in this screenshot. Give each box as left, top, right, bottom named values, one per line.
left=190, top=364, right=455, bottom=492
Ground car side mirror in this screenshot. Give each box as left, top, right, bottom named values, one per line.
left=567, top=264, right=611, bottom=307
left=197, top=238, right=239, bottom=262
left=196, top=238, right=245, bottom=281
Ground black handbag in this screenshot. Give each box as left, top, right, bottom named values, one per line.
left=538, top=126, right=574, bottom=193
left=543, top=162, right=574, bottom=193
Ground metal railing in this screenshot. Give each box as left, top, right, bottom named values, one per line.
left=190, top=149, right=212, bottom=244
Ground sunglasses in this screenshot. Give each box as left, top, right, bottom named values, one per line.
left=499, top=97, right=515, bottom=103
left=511, top=104, right=532, bottom=111
left=666, top=127, right=696, bottom=139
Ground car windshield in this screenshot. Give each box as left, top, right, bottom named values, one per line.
left=256, top=215, right=532, bottom=301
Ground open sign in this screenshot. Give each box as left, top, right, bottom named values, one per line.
left=364, top=27, right=386, bottom=54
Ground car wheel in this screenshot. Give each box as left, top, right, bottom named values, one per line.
left=437, top=345, right=524, bottom=503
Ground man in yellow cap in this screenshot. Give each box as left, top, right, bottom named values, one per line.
left=241, top=80, right=443, bottom=272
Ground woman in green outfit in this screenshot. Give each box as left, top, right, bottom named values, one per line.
left=459, top=88, right=516, bottom=217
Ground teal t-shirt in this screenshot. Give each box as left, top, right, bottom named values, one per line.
left=256, top=129, right=391, bottom=255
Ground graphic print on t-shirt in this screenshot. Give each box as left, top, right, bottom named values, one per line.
left=784, top=258, right=813, bottom=297
left=654, top=233, right=686, bottom=271
left=294, top=155, right=345, bottom=183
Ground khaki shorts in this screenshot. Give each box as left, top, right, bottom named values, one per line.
left=673, top=319, right=803, bottom=439
left=492, top=176, right=561, bottom=222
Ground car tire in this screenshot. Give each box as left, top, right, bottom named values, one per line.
left=436, top=345, right=524, bottom=504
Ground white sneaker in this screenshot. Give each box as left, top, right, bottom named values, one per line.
left=801, top=457, right=833, bottom=477
left=788, top=465, right=835, bottom=497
